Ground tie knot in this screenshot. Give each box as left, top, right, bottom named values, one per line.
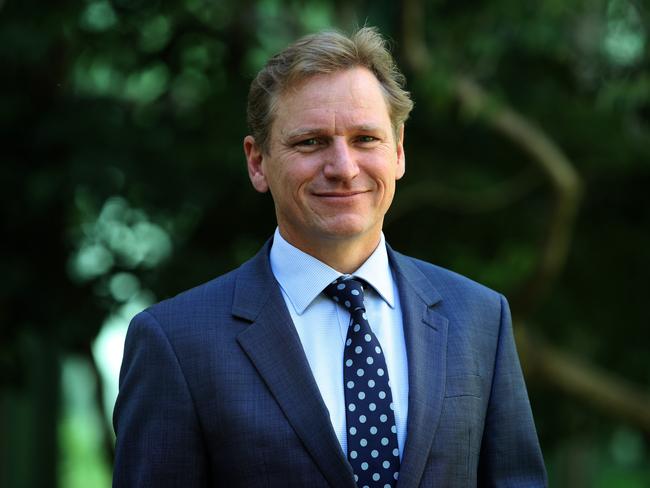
left=323, top=276, right=366, bottom=312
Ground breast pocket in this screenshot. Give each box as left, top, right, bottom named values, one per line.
left=444, top=373, right=483, bottom=398
left=424, top=374, right=485, bottom=485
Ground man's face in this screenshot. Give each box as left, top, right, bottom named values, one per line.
left=244, top=67, right=405, bottom=253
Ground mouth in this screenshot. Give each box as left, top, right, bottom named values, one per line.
left=312, top=190, right=368, bottom=198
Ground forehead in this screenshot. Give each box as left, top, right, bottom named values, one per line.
left=271, top=68, right=392, bottom=135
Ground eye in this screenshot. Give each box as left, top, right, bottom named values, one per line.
left=293, top=137, right=326, bottom=152
left=357, top=135, right=378, bottom=144
left=296, top=138, right=320, bottom=147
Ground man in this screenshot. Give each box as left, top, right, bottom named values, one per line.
left=113, top=28, right=547, bottom=487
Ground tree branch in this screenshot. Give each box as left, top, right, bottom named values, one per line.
left=400, top=0, right=430, bottom=73
left=453, top=78, right=583, bottom=319
left=389, top=167, right=542, bottom=222
left=399, top=0, right=650, bottom=436
left=516, top=326, right=650, bottom=433
left=402, top=0, right=583, bottom=318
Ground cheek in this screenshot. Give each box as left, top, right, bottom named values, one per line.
left=269, top=170, right=308, bottom=205
left=368, top=162, right=398, bottom=188
left=381, top=180, right=396, bottom=202
left=286, top=162, right=320, bottom=190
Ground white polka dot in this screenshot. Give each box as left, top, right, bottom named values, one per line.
left=368, top=379, right=375, bottom=388
left=381, top=437, right=389, bottom=446
left=349, top=427, right=357, bottom=435
left=391, top=425, right=397, bottom=433
left=347, top=381, right=354, bottom=389
left=375, top=346, right=381, bottom=354
left=378, top=391, right=386, bottom=399
left=358, top=391, right=366, bottom=400
left=383, top=460, right=390, bottom=469
left=359, top=415, right=367, bottom=423
left=361, top=462, right=368, bottom=471
left=369, top=403, right=376, bottom=411
left=345, top=300, right=351, bottom=307
left=351, top=289, right=360, bottom=296
left=390, top=402, right=394, bottom=410
left=354, top=324, right=361, bottom=332
left=348, top=403, right=356, bottom=412
left=346, top=338, right=352, bottom=346
left=337, top=283, right=345, bottom=290
left=380, top=414, right=388, bottom=422
left=362, top=312, right=367, bottom=320
left=372, top=473, right=380, bottom=481
left=384, top=484, right=391, bottom=488
left=364, top=333, right=371, bottom=342
left=393, top=448, right=399, bottom=457
left=354, top=475, right=358, bottom=482
left=360, top=438, right=367, bottom=447
left=377, top=368, right=384, bottom=376
left=357, top=368, right=364, bottom=377
left=371, top=450, right=379, bottom=458
left=346, top=359, right=353, bottom=367
left=366, top=357, right=374, bottom=365
left=350, top=450, right=358, bottom=459
left=370, top=426, right=378, bottom=435
left=355, top=346, right=362, bottom=354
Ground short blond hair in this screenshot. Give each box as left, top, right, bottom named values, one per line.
left=247, top=27, right=414, bottom=153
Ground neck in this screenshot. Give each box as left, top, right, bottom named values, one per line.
left=278, top=229, right=382, bottom=274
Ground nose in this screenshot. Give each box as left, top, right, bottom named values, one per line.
left=323, top=137, right=359, bottom=181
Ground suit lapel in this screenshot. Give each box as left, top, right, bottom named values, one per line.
left=233, top=242, right=356, bottom=488
left=388, top=248, right=449, bottom=488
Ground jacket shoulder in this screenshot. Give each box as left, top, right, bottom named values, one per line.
left=142, top=265, right=241, bottom=328
left=393, top=250, right=504, bottom=306
left=138, top=239, right=273, bottom=329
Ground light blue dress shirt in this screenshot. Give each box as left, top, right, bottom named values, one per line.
left=269, top=228, right=409, bottom=458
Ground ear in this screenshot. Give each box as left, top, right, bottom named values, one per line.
left=395, top=124, right=406, bottom=180
left=244, top=135, right=269, bottom=193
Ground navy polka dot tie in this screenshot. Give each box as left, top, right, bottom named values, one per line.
left=324, top=276, right=400, bottom=488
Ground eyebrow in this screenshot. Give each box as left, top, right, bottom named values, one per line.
left=284, top=128, right=326, bottom=140
left=284, top=124, right=385, bottom=140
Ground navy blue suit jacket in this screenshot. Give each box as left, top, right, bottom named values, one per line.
left=113, top=241, right=547, bottom=487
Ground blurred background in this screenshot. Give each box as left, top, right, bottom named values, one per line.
left=1, top=0, right=649, bottom=486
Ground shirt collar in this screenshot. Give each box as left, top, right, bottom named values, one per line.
left=269, top=228, right=396, bottom=315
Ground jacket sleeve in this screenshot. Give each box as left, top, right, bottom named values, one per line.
left=477, top=295, right=548, bottom=487
left=113, top=310, right=208, bottom=487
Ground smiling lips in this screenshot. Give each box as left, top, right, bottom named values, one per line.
left=312, top=190, right=369, bottom=199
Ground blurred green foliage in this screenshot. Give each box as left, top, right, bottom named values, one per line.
left=1, top=0, right=649, bottom=486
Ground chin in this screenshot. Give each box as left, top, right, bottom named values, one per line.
left=315, top=218, right=378, bottom=241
